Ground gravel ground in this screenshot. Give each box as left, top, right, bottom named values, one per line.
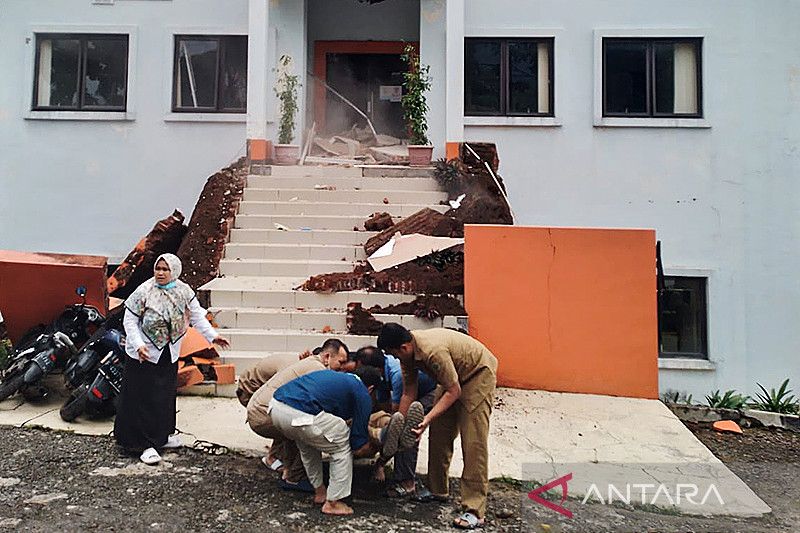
left=0, top=424, right=796, bottom=532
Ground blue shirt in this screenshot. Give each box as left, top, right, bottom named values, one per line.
left=273, top=370, right=373, bottom=450
left=379, top=355, right=437, bottom=405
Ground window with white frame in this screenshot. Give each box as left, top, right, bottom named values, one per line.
left=172, top=35, right=247, bottom=113
left=465, top=38, right=554, bottom=117
left=33, top=34, right=129, bottom=111
left=603, top=38, right=702, bottom=118
left=659, top=276, right=708, bottom=359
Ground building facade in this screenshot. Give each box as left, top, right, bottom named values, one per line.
left=1, top=0, right=798, bottom=399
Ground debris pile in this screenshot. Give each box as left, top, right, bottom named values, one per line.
left=364, top=212, right=394, bottom=232
left=305, top=125, right=409, bottom=166
left=346, top=303, right=384, bottom=335
left=369, top=295, right=466, bottom=318
left=364, top=208, right=462, bottom=256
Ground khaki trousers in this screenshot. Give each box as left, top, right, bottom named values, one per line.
left=427, top=372, right=495, bottom=518
left=247, top=403, right=306, bottom=483
left=269, top=399, right=353, bottom=502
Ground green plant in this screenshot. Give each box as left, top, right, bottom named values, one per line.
left=660, top=390, right=693, bottom=405
left=432, top=158, right=464, bottom=195
left=401, top=44, right=431, bottom=146
left=751, top=379, right=799, bottom=414
left=274, top=55, right=300, bottom=145
left=705, top=389, right=749, bottom=410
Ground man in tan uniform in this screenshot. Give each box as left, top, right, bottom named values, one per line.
left=237, top=352, right=303, bottom=408
left=378, top=324, right=497, bottom=530
left=245, top=339, right=351, bottom=485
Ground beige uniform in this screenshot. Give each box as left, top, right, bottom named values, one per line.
left=236, top=353, right=301, bottom=407
left=247, top=355, right=326, bottom=482
left=401, top=328, right=498, bottom=518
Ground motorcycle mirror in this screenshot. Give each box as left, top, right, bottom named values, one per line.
left=76, top=286, right=87, bottom=297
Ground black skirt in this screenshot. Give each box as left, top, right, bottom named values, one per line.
left=114, top=346, right=177, bottom=452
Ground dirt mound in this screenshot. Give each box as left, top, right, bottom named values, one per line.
left=370, top=295, right=466, bottom=317
left=364, top=212, right=394, bottom=232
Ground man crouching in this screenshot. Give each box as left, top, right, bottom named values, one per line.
left=269, top=366, right=383, bottom=515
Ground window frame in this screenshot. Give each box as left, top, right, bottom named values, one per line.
left=171, top=34, right=248, bottom=114
left=602, top=37, right=703, bottom=119
left=464, top=37, right=554, bottom=118
left=658, top=275, right=709, bottom=360
left=31, top=32, right=130, bottom=112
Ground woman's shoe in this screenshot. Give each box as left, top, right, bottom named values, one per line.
left=140, top=447, right=162, bottom=465
left=162, top=434, right=182, bottom=449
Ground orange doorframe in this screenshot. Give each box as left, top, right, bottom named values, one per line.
left=312, top=40, right=418, bottom=133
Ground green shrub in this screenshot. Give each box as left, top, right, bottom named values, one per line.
left=274, top=55, right=300, bottom=145
left=401, top=44, right=431, bottom=146
left=661, top=390, right=693, bottom=405
left=751, top=379, right=799, bottom=414
left=705, top=389, right=749, bottom=410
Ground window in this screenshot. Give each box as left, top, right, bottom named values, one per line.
left=465, top=38, right=553, bottom=117
left=172, top=35, right=248, bottom=113
left=603, top=38, right=701, bottom=118
left=659, top=276, right=708, bottom=359
left=33, top=34, right=129, bottom=111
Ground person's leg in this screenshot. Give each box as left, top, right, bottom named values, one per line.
left=426, top=402, right=459, bottom=498
left=455, top=397, right=492, bottom=521
left=393, top=390, right=436, bottom=492
left=281, top=439, right=308, bottom=483
left=312, top=411, right=354, bottom=515
left=368, top=410, right=391, bottom=448
left=294, top=440, right=326, bottom=503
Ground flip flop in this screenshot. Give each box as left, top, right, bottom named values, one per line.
left=261, top=456, right=284, bottom=471
left=414, top=487, right=448, bottom=503
left=140, top=447, right=161, bottom=465
left=278, top=478, right=315, bottom=493
left=400, top=401, right=424, bottom=450
left=381, top=411, right=405, bottom=458
left=453, top=512, right=484, bottom=529
left=385, top=484, right=416, bottom=499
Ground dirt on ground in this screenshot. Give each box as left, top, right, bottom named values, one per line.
left=370, top=295, right=466, bottom=317
left=0, top=422, right=797, bottom=532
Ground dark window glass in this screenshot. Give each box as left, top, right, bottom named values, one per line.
left=465, top=40, right=501, bottom=114
left=659, top=277, right=707, bottom=358
left=173, top=35, right=248, bottom=113
left=465, top=38, right=553, bottom=117
left=34, top=34, right=127, bottom=111
left=603, top=38, right=701, bottom=118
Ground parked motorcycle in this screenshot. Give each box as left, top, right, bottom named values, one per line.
left=0, top=286, right=104, bottom=402
left=60, top=328, right=126, bottom=422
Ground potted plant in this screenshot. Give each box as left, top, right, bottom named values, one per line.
left=274, top=55, right=300, bottom=165
left=401, top=44, right=433, bottom=166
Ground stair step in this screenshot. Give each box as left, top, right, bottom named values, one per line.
left=209, top=306, right=465, bottom=331
left=224, top=243, right=366, bottom=262
left=218, top=351, right=301, bottom=374
left=201, top=278, right=426, bottom=310
left=243, top=188, right=448, bottom=204
left=235, top=214, right=400, bottom=231
left=247, top=175, right=442, bottom=192
left=229, top=229, right=376, bottom=245
left=238, top=201, right=448, bottom=217
left=219, top=258, right=356, bottom=277
left=217, top=329, right=376, bottom=352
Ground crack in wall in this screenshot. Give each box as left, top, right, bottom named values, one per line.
left=545, top=228, right=557, bottom=354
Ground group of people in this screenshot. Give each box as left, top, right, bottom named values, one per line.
left=115, top=254, right=498, bottom=530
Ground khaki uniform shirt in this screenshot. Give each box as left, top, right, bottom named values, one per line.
left=237, top=352, right=300, bottom=407
left=401, top=328, right=498, bottom=412
left=247, top=355, right=326, bottom=416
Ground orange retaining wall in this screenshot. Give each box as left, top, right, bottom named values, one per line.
left=464, top=225, right=658, bottom=399
left=0, top=251, right=108, bottom=344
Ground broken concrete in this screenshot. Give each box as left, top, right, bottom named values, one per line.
left=369, top=295, right=466, bottom=318
left=363, top=212, right=394, bottom=232
left=364, top=208, right=462, bottom=256
left=346, top=303, right=384, bottom=335
left=368, top=233, right=464, bottom=272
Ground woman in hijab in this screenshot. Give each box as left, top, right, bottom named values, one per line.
left=115, top=253, right=229, bottom=464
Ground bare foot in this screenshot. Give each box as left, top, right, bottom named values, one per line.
left=313, top=485, right=327, bottom=505
left=322, top=500, right=354, bottom=515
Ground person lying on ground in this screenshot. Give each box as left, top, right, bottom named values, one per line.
left=352, top=345, right=434, bottom=497
left=270, top=367, right=398, bottom=516
left=116, top=254, right=230, bottom=466
left=246, top=339, right=351, bottom=485
left=377, top=323, right=498, bottom=530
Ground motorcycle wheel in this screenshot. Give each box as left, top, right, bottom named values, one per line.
left=59, top=384, right=90, bottom=422
left=0, top=374, right=25, bottom=402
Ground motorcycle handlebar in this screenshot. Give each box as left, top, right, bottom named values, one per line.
left=53, top=332, right=78, bottom=355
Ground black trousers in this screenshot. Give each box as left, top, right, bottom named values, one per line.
left=114, top=347, right=177, bottom=452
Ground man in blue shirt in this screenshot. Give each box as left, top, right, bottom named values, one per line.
left=353, top=346, right=437, bottom=497
left=270, top=366, right=383, bottom=516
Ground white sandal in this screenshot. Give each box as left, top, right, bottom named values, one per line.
left=140, top=447, right=162, bottom=465
left=162, top=434, right=182, bottom=449
left=261, top=457, right=283, bottom=471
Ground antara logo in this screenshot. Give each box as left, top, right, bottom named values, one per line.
left=527, top=473, right=573, bottom=518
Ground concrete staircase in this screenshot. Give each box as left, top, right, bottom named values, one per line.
left=196, top=165, right=464, bottom=396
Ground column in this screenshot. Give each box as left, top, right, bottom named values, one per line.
left=247, top=0, right=270, bottom=162
left=445, top=0, right=465, bottom=160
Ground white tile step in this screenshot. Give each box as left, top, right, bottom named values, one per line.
left=200, top=278, right=424, bottom=310
left=224, top=243, right=366, bottom=262
left=218, top=351, right=301, bottom=374
left=229, top=229, right=376, bottom=246
left=243, top=188, right=448, bottom=204
left=209, top=306, right=465, bottom=331
left=234, top=214, right=401, bottom=231
left=238, top=201, right=448, bottom=217
left=247, top=175, right=442, bottom=192
left=219, top=258, right=357, bottom=277
left=260, top=166, right=364, bottom=178
left=217, top=328, right=377, bottom=352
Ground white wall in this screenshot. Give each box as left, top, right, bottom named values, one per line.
left=452, top=0, right=800, bottom=398
left=307, top=0, right=420, bottom=43
left=0, top=0, right=249, bottom=261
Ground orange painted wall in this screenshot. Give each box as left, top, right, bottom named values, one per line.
left=464, top=225, right=659, bottom=399
left=0, top=251, right=108, bottom=344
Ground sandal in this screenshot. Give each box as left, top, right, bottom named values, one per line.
left=385, top=484, right=416, bottom=499
left=140, top=447, right=161, bottom=465
left=162, top=434, right=182, bottom=449
left=261, top=457, right=284, bottom=471
left=278, top=478, right=315, bottom=493
left=401, top=401, right=424, bottom=450
left=381, top=412, right=405, bottom=458
left=414, top=487, right=448, bottom=503
left=453, top=512, right=484, bottom=529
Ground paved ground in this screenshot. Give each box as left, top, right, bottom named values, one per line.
left=0, top=425, right=796, bottom=532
